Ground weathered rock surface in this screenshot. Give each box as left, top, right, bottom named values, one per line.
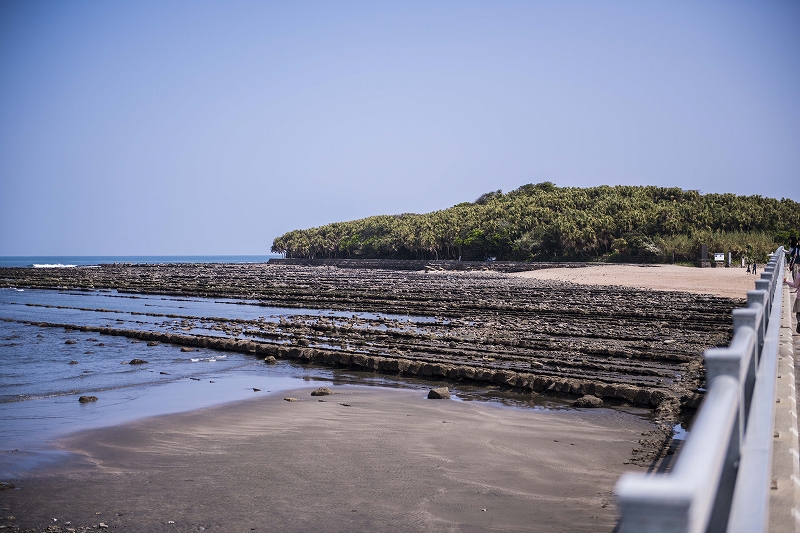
left=78, top=396, right=98, bottom=403
left=428, top=387, right=450, bottom=399
left=574, top=395, right=604, bottom=408
left=311, top=387, right=333, bottom=396
left=128, top=359, right=148, bottom=365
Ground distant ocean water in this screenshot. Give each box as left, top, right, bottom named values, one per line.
left=0, top=255, right=281, bottom=268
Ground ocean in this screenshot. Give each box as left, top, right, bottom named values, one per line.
left=0, top=255, right=281, bottom=268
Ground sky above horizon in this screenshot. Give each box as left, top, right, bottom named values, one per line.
left=1, top=1, right=798, bottom=255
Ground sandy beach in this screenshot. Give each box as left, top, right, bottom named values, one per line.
left=513, top=263, right=757, bottom=299
left=1, top=385, right=651, bottom=532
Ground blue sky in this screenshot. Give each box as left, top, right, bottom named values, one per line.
left=1, top=1, right=798, bottom=255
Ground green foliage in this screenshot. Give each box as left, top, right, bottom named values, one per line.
left=272, top=183, right=800, bottom=261
left=474, top=190, right=503, bottom=205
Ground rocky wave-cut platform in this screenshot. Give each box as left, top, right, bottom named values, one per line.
left=268, top=257, right=595, bottom=273
left=1, top=262, right=737, bottom=463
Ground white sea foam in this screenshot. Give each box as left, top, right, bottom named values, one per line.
left=32, top=264, right=77, bottom=268
left=190, top=354, right=227, bottom=363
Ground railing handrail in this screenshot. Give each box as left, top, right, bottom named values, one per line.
left=726, top=271, right=783, bottom=532
left=615, top=247, right=786, bottom=533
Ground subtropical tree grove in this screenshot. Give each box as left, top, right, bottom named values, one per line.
left=271, top=183, right=800, bottom=263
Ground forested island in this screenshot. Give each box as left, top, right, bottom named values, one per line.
left=271, top=183, right=800, bottom=263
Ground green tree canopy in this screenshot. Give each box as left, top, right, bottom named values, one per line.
left=272, top=184, right=800, bottom=262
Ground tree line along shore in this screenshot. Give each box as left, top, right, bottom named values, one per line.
left=271, top=183, right=800, bottom=263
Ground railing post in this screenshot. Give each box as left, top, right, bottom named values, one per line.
left=706, top=328, right=756, bottom=436
left=755, top=280, right=771, bottom=317
left=733, top=306, right=764, bottom=358
left=747, top=290, right=768, bottom=340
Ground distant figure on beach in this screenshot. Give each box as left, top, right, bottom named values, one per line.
left=747, top=262, right=751, bottom=274
left=789, top=237, right=799, bottom=281
left=752, top=262, right=757, bottom=275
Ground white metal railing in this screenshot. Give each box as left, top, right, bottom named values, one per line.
left=615, top=247, right=786, bottom=533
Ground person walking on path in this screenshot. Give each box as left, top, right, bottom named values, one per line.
left=785, top=274, right=800, bottom=334
left=789, top=237, right=799, bottom=281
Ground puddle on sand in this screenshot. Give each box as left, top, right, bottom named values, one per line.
left=672, top=423, right=688, bottom=441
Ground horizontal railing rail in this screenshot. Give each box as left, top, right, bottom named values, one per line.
left=615, top=247, right=786, bottom=533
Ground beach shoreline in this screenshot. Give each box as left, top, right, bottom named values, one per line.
left=1, top=385, right=653, bottom=532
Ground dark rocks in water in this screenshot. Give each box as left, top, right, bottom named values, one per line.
left=574, top=395, right=603, bottom=408
left=0, top=481, right=15, bottom=490
left=97, top=342, right=105, bottom=346
left=129, top=359, right=148, bottom=365
left=263, top=356, right=277, bottom=364
left=146, top=341, right=160, bottom=347
left=79, top=395, right=98, bottom=403
left=311, top=387, right=333, bottom=396
left=428, top=387, right=450, bottom=399
left=69, top=360, right=79, bottom=364
left=86, top=338, right=98, bottom=342
left=180, top=347, right=195, bottom=352
left=65, top=339, right=77, bottom=345
left=160, top=371, right=169, bottom=375
left=253, top=388, right=261, bottom=392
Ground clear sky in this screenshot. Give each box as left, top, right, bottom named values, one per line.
left=1, top=1, right=798, bottom=255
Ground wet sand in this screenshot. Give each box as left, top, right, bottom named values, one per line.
left=1, top=386, right=651, bottom=532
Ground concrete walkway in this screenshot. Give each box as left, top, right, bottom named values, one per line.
left=770, top=285, right=800, bottom=533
